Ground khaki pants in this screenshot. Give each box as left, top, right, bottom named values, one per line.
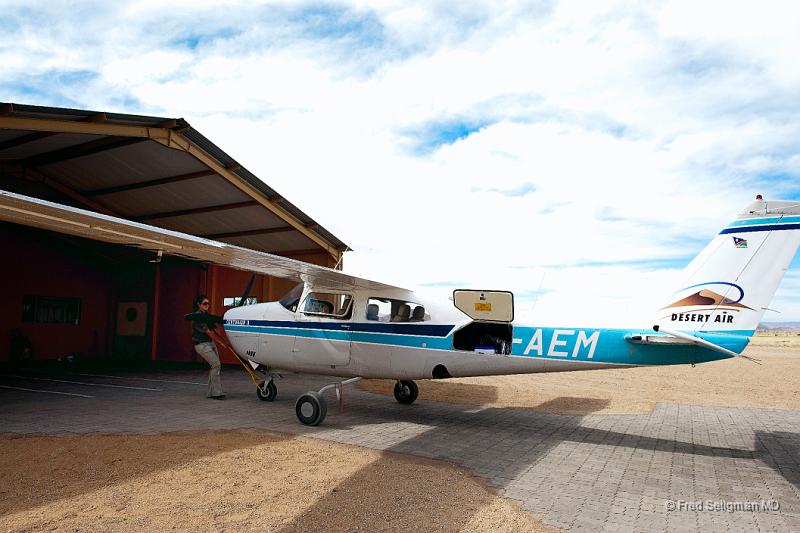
left=194, top=342, right=224, bottom=397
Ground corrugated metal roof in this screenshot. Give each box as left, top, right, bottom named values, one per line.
left=3, top=102, right=188, bottom=128
left=0, top=102, right=350, bottom=256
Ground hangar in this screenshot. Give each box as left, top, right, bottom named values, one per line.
left=0, top=102, right=349, bottom=364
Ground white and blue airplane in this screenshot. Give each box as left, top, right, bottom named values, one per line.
left=2, top=190, right=798, bottom=426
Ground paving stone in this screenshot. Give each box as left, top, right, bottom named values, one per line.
left=1, top=369, right=799, bottom=532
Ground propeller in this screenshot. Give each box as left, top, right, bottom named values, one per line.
left=237, top=274, right=256, bottom=307
left=185, top=274, right=257, bottom=325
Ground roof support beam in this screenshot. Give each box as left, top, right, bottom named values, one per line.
left=0, top=116, right=168, bottom=138
left=278, top=247, right=344, bottom=269
left=275, top=248, right=331, bottom=257
left=0, top=131, right=58, bottom=152
left=0, top=114, right=345, bottom=258
left=13, top=136, right=148, bottom=168
left=134, top=200, right=259, bottom=222
left=200, top=226, right=295, bottom=240
left=151, top=130, right=342, bottom=257
left=2, top=166, right=121, bottom=217
left=86, top=169, right=217, bottom=196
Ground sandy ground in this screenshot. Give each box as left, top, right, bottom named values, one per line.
left=2, top=334, right=797, bottom=531
left=358, top=336, right=800, bottom=415
left=0, top=431, right=553, bottom=533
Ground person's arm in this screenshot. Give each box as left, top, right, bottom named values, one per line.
left=207, top=326, right=230, bottom=348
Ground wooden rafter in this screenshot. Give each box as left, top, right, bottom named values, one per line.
left=3, top=166, right=120, bottom=217
left=274, top=248, right=331, bottom=257
left=134, top=200, right=259, bottom=222
left=13, top=136, right=148, bottom=168
left=86, top=169, right=217, bottom=196
left=152, top=130, right=342, bottom=257
left=0, top=131, right=58, bottom=152
left=200, top=226, right=295, bottom=239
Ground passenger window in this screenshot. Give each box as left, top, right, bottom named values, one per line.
left=302, top=292, right=353, bottom=319
left=366, top=298, right=429, bottom=322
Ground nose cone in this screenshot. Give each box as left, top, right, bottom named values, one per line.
left=224, top=305, right=249, bottom=322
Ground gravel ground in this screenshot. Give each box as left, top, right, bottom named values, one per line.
left=1, top=334, right=796, bottom=532
left=0, top=431, right=553, bottom=533
left=358, top=337, right=800, bottom=415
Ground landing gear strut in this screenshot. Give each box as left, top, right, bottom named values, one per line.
left=295, top=377, right=362, bottom=426
left=393, top=380, right=419, bottom=404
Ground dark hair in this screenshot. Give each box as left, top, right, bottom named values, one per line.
left=193, top=294, right=208, bottom=312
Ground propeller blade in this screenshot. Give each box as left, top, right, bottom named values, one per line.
left=238, top=274, right=257, bottom=307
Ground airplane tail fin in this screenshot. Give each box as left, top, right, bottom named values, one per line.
left=655, top=197, right=800, bottom=335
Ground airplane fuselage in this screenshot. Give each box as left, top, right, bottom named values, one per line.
left=224, top=299, right=747, bottom=381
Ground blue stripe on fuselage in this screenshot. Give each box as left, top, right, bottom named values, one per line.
left=225, top=319, right=454, bottom=337
left=224, top=320, right=751, bottom=366
left=509, top=326, right=749, bottom=366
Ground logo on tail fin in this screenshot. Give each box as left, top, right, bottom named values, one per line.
left=661, top=281, right=752, bottom=311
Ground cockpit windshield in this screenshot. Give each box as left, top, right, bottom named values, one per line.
left=279, top=283, right=304, bottom=312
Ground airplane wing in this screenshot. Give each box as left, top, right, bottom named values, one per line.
left=0, top=189, right=409, bottom=293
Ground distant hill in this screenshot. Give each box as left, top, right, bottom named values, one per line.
left=758, top=322, right=800, bottom=330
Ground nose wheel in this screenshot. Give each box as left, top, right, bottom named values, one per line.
left=256, top=380, right=277, bottom=401
left=393, top=380, right=419, bottom=404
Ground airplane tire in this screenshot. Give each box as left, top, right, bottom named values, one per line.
left=256, top=380, right=277, bottom=402
left=295, top=392, right=327, bottom=426
left=393, top=380, right=419, bottom=405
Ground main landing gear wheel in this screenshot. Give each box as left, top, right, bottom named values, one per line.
left=393, top=380, right=419, bottom=404
left=256, top=380, right=277, bottom=402
left=295, top=391, right=327, bottom=426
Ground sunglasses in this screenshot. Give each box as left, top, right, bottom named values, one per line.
left=200, top=301, right=210, bottom=306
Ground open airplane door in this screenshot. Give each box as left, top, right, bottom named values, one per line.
left=452, top=290, right=514, bottom=355
left=453, top=290, right=514, bottom=322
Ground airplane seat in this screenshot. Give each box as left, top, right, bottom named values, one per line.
left=392, top=304, right=411, bottom=322
left=366, top=303, right=379, bottom=321
left=411, top=306, right=425, bottom=321
left=320, top=301, right=333, bottom=314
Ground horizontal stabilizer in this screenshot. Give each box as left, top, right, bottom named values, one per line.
left=653, top=326, right=760, bottom=364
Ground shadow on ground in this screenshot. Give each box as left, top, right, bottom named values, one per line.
left=0, top=431, right=291, bottom=518
left=284, top=390, right=800, bottom=531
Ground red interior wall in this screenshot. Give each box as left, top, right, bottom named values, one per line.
left=155, top=260, right=202, bottom=362
left=1, top=227, right=112, bottom=362
left=0, top=220, right=340, bottom=364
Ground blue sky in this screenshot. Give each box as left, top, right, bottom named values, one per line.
left=1, top=0, right=799, bottom=325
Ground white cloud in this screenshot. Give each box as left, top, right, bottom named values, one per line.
left=3, top=0, right=799, bottom=323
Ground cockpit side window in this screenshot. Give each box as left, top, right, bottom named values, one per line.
left=366, top=297, right=430, bottom=322
left=279, top=283, right=304, bottom=312
left=301, top=292, right=353, bottom=319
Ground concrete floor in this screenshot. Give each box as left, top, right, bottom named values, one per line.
left=1, top=365, right=799, bottom=532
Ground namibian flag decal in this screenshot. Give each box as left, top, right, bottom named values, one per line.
left=733, top=237, right=748, bottom=248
